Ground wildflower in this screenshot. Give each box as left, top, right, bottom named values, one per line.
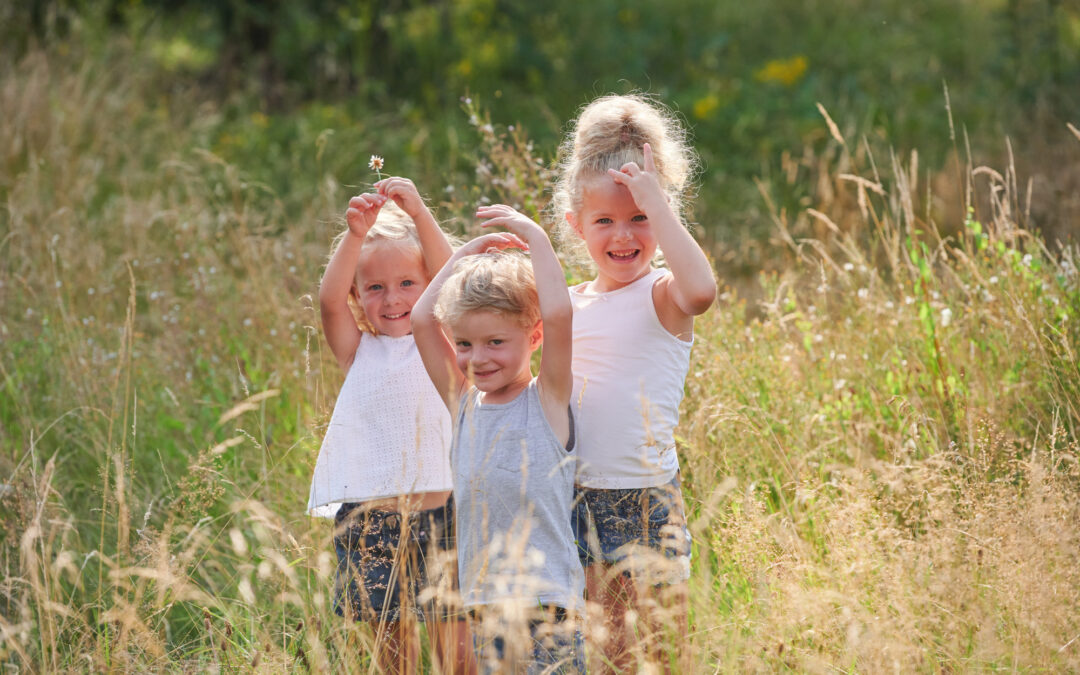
left=368, top=155, right=384, bottom=180
left=989, top=275, right=999, bottom=284
left=754, top=55, right=808, bottom=86
left=940, top=307, right=953, bottom=327
left=857, top=288, right=869, bottom=299
left=844, top=262, right=855, bottom=272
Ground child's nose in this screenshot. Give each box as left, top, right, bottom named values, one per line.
left=385, top=286, right=405, bottom=305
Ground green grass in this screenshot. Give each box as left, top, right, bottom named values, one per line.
left=2, top=26, right=1080, bottom=673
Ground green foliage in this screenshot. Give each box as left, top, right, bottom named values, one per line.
left=8, top=0, right=1080, bottom=248
left=2, top=10, right=1080, bottom=673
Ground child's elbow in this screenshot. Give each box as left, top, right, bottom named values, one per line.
left=318, top=287, right=345, bottom=316
left=686, top=281, right=717, bottom=315
left=410, top=309, right=434, bottom=331
left=544, top=303, right=573, bottom=330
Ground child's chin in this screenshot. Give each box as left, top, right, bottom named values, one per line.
left=376, top=323, right=412, bottom=337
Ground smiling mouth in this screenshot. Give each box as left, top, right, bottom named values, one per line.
left=472, top=368, right=497, bottom=378
left=383, top=311, right=409, bottom=320
left=608, top=249, right=640, bottom=261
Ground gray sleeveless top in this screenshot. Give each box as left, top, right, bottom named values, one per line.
left=452, top=379, right=585, bottom=611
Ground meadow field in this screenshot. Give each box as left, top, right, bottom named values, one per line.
left=3, top=6, right=1080, bottom=672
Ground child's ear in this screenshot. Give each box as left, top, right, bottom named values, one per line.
left=529, top=320, right=544, bottom=350
left=565, top=211, right=582, bottom=236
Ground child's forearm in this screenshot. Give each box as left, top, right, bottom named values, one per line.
left=411, top=252, right=464, bottom=407
left=525, top=229, right=572, bottom=325
left=412, top=205, right=453, bottom=277
left=413, top=248, right=457, bottom=328
left=319, top=232, right=364, bottom=311
left=646, top=198, right=717, bottom=315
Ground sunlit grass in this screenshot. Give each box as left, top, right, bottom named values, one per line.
left=2, top=36, right=1079, bottom=673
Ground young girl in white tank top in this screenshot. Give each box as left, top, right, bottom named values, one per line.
left=308, top=178, right=472, bottom=674
left=552, top=94, right=718, bottom=672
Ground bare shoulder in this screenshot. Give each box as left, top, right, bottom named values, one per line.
left=651, top=271, right=695, bottom=341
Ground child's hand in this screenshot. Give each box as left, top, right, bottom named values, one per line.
left=345, top=192, right=387, bottom=239
left=456, top=232, right=528, bottom=258
left=376, top=177, right=427, bottom=219
left=475, top=204, right=546, bottom=243
left=607, top=142, right=667, bottom=213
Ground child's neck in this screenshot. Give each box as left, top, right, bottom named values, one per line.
left=589, top=266, right=654, bottom=293
left=477, top=369, right=532, bottom=405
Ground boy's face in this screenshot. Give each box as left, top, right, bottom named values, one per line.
left=449, top=309, right=541, bottom=403
left=355, top=242, right=428, bottom=337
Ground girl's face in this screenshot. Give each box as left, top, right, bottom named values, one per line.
left=449, top=309, right=540, bottom=403
left=354, top=241, right=428, bottom=337
left=568, top=175, right=657, bottom=292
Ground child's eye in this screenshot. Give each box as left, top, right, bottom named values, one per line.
left=632, top=214, right=648, bottom=222
left=455, top=341, right=471, bottom=349
left=367, top=283, right=383, bottom=291
left=401, top=280, right=415, bottom=287
left=595, top=217, right=613, bottom=225
left=490, top=339, right=503, bottom=346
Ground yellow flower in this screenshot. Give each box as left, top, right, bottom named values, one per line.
left=693, top=94, right=721, bottom=120
left=754, top=56, right=808, bottom=86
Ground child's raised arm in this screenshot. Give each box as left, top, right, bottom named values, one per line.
left=376, top=176, right=453, bottom=276
left=609, top=143, right=717, bottom=331
left=319, top=192, right=385, bottom=371
left=476, top=205, right=573, bottom=435
left=411, top=231, right=527, bottom=411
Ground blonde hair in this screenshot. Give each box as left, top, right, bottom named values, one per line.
left=549, top=94, right=698, bottom=263
left=434, top=251, right=539, bottom=329
left=328, top=201, right=425, bottom=333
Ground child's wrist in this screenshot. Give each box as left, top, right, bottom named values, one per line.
left=637, top=191, right=670, bottom=215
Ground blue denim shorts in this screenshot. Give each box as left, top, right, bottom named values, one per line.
left=333, top=498, right=455, bottom=623
left=572, top=474, right=692, bottom=583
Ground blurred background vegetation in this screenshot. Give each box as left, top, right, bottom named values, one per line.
left=4, top=0, right=1078, bottom=266
left=2, top=1, right=1080, bottom=670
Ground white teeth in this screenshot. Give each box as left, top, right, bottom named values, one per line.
left=384, top=312, right=407, bottom=319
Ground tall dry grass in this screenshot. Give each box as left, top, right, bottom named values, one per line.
left=2, top=40, right=1079, bottom=672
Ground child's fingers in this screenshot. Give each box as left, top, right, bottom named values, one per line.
left=467, top=232, right=527, bottom=252
left=492, top=233, right=528, bottom=249
left=475, top=204, right=516, bottom=218
left=376, top=177, right=416, bottom=197
left=477, top=217, right=516, bottom=230
left=642, top=142, right=656, bottom=173
left=348, top=193, right=385, bottom=210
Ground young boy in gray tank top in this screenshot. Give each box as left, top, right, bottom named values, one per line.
left=412, top=204, right=585, bottom=674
